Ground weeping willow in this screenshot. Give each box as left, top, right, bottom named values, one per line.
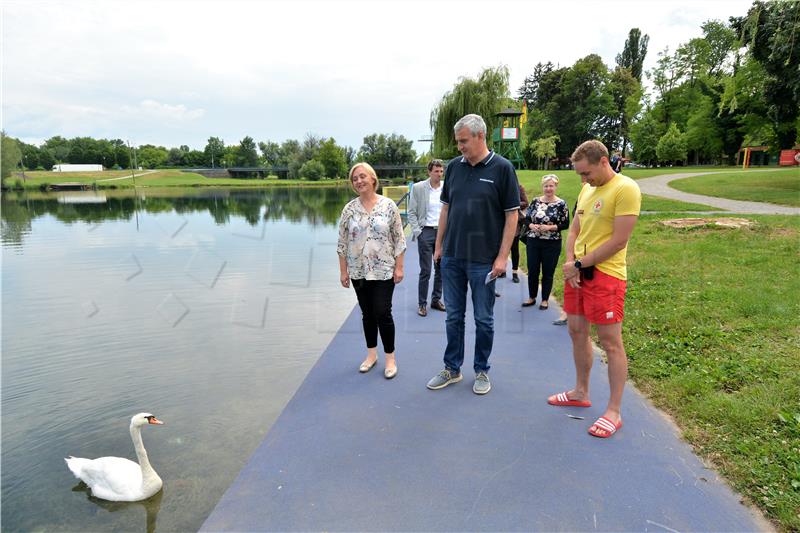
left=429, top=66, right=511, bottom=158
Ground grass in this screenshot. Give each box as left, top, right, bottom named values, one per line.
left=516, top=170, right=718, bottom=212
left=669, top=169, right=800, bottom=207
left=519, top=215, right=800, bottom=530
left=9, top=169, right=350, bottom=189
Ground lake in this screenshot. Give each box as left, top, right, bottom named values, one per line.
left=1, top=186, right=360, bottom=532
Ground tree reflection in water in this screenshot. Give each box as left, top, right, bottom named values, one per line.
left=1, top=187, right=357, bottom=246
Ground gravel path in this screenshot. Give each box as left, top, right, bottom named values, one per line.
left=636, top=169, right=800, bottom=215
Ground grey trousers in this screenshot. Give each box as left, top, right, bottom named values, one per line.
left=417, top=226, right=443, bottom=306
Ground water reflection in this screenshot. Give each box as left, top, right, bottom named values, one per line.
left=72, top=483, right=164, bottom=533
left=1, top=186, right=356, bottom=247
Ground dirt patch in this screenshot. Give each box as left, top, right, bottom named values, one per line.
left=660, top=217, right=754, bottom=229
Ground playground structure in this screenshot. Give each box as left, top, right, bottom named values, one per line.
left=492, top=108, right=525, bottom=169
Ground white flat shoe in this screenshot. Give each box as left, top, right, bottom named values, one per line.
left=359, top=358, right=377, bottom=373
left=384, top=366, right=397, bottom=379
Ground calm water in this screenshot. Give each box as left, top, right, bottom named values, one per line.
left=1, top=187, right=359, bottom=532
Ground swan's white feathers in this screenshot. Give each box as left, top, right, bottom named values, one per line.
left=65, top=456, right=147, bottom=501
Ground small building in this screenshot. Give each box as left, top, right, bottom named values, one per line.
left=52, top=164, right=104, bottom=172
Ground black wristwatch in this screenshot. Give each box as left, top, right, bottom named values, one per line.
left=574, top=259, right=582, bottom=270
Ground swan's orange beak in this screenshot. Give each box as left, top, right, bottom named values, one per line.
left=149, top=417, right=164, bottom=425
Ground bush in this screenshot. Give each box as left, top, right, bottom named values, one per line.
left=14, top=179, right=24, bottom=190
left=300, top=159, right=325, bottom=181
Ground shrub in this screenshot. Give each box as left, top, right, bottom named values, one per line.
left=300, top=159, right=325, bottom=181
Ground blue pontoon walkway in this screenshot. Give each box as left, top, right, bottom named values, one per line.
left=202, top=239, right=770, bottom=532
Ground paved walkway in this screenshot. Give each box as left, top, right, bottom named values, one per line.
left=200, top=241, right=771, bottom=532
left=95, top=170, right=156, bottom=182
left=637, top=170, right=800, bottom=215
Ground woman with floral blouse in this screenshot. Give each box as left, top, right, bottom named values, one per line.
left=337, top=162, right=406, bottom=379
left=521, top=174, right=570, bottom=310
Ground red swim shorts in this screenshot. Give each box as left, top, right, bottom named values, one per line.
left=563, top=269, right=627, bottom=324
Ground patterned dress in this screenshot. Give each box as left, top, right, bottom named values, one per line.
left=337, top=195, right=407, bottom=281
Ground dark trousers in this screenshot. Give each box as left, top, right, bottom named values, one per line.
left=352, top=279, right=396, bottom=353
left=510, top=235, right=521, bottom=270
left=525, top=239, right=562, bottom=301
left=417, top=226, right=443, bottom=306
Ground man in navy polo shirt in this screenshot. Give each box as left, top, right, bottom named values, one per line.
left=427, top=114, right=520, bottom=395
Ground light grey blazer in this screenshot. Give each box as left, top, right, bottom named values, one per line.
left=407, top=178, right=441, bottom=241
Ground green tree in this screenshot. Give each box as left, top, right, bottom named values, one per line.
left=529, top=135, right=559, bottom=169
left=19, top=142, right=40, bottom=170
left=1, top=131, right=22, bottom=185
left=656, top=122, right=687, bottom=165
left=358, top=133, right=415, bottom=166
left=236, top=136, right=259, bottom=167
left=137, top=144, right=169, bottom=168
left=608, top=67, right=642, bottom=155
left=43, top=136, right=70, bottom=162
left=317, top=137, right=348, bottom=178
left=430, top=66, right=510, bottom=157
left=258, top=141, right=281, bottom=166
left=684, top=95, right=723, bottom=164
left=616, top=28, right=650, bottom=82
left=630, top=108, right=663, bottom=166
left=299, top=159, right=325, bottom=181
left=649, top=47, right=685, bottom=125
left=732, top=0, right=800, bottom=148
left=204, top=137, right=225, bottom=168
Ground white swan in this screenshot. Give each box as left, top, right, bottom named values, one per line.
left=65, top=413, right=164, bottom=502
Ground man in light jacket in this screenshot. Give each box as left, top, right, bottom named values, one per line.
left=407, top=159, right=446, bottom=317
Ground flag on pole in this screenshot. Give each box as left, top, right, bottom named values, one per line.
left=520, top=100, right=528, bottom=128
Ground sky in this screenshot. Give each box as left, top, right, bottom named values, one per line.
left=2, top=0, right=753, bottom=154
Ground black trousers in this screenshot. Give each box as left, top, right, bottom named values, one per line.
left=510, top=235, right=521, bottom=270
left=352, top=278, right=396, bottom=353
left=525, top=239, right=562, bottom=301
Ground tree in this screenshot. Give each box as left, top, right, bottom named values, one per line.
left=317, top=137, right=348, bottom=178
left=430, top=66, right=510, bottom=157
left=1, top=131, right=22, bottom=185
left=204, top=137, right=225, bottom=168
left=685, top=95, right=723, bottom=164
left=608, top=67, right=642, bottom=155
left=236, top=136, right=259, bottom=167
left=656, top=122, right=687, bottom=165
left=616, top=28, right=650, bottom=82
left=299, top=159, right=325, bottom=181
left=630, top=108, right=663, bottom=165
left=258, top=141, right=281, bottom=166
left=547, top=54, right=616, bottom=157
left=732, top=0, right=800, bottom=148
left=137, top=144, right=169, bottom=168
left=358, top=133, right=415, bottom=166
left=649, top=47, right=685, bottom=125
left=529, top=135, right=559, bottom=169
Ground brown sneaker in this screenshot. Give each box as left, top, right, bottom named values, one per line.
left=418, top=305, right=427, bottom=317
left=430, top=300, right=446, bottom=312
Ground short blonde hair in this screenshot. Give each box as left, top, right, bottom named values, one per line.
left=541, top=174, right=559, bottom=186
left=348, top=162, right=379, bottom=193
left=571, top=140, right=609, bottom=165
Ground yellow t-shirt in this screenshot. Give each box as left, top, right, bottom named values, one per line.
left=574, top=173, right=641, bottom=280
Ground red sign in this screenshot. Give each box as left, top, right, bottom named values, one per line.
left=779, top=149, right=799, bottom=166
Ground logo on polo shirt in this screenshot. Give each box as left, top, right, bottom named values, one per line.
left=479, top=178, right=494, bottom=183
left=593, top=199, right=603, bottom=213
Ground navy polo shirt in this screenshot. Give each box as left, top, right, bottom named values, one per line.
left=440, top=151, right=520, bottom=263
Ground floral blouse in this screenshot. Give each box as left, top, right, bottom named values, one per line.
left=337, top=195, right=407, bottom=281
left=523, top=197, right=570, bottom=241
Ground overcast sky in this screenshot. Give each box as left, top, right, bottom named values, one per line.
left=2, top=0, right=752, bottom=154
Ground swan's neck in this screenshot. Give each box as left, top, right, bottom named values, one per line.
left=130, top=425, right=159, bottom=484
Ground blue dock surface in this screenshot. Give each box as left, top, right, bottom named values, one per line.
left=202, top=239, right=770, bottom=532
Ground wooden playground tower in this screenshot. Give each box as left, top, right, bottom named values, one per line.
left=492, top=108, right=525, bottom=169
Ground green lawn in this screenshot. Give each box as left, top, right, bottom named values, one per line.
left=518, top=215, right=800, bottom=530
left=669, top=169, right=800, bottom=207
left=7, top=169, right=349, bottom=189
left=516, top=170, right=717, bottom=212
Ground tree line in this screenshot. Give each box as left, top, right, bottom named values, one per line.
left=0, top=131, right=418, bottom=182
left=430, top=0, right=798, bottom=167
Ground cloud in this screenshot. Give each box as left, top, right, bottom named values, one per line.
left=122, top=100, right=205, bottom=122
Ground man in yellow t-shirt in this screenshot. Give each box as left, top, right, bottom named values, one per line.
left=547, top=140, right=641, bottom=439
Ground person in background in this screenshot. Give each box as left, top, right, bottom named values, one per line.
left=337, top=162, right=406, bottom=379
left=502, top=183, right=529, bottom=283
left=427, top=114, right=520, bottom=395
left=521, top=174, right=569, bottom=310
left=610, top=152, right=624, bottom=173
left=407, top=159, right=446, bottom=317
left=548, top=140, right=641, bottom=438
